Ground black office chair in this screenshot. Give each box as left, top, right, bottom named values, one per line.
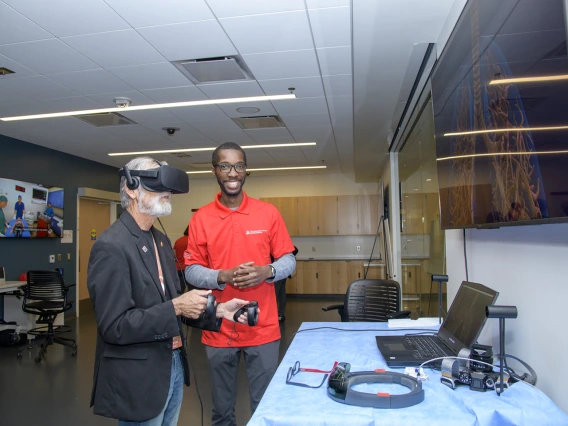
left=322, top=279, right=411, bottom=322
left=17, top=270, right=77, bottom=363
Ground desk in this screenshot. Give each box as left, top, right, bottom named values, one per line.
left=0, top=281, right=24, bottom=323
left=248, top=322, right=568, bottom=426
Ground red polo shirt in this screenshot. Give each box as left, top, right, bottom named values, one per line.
left=185, top=191, right=294, bottom=347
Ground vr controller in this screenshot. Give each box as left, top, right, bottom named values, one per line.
left=233, top=301, right=259, bottom=326
left=202, top=294, right=216, bottom=321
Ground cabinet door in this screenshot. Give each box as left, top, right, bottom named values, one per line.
left=279, top=197, right=297, bottom=236
left=301, top=261, right=318, bottom=294
left=358, top=194, right=379, bottom=235
left=346, top=261, right=364, bottom=286
left=318, top=196, right=338, bottom=235
left=288, top=261, right=302, bottom=294
left=316, top=261, right=332, bottom=293
left=337, top=195, right=359, bottom=235
left=297, top=197, right=319, bottom=236
left=334, top=261, right=349, bottom=294
left=364, top=263, right=386, bottom=279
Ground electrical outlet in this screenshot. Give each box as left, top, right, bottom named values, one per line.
left=49, top=255, right=55, bottom=264
left=57, top=254, right=61, bottom=261
left=356, top=246, right=361, bottom=251
left=67, top=253, right=71, bottom=261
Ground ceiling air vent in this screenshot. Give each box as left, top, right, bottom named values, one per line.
left=76, top=112, right=137, bottom=127
left=232, top=115, right=285, bottom=130
left=174, top=56, right=252, bottom=84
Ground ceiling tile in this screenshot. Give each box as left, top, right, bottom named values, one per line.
left=243, top=49, right=319, bottom=80
left=0, top=39, right=99, bottom=74
left=0, top=2, right=54, bottom=45
left=141, top=86, right=206, bottom=103
left=0, top=88, right=28, bottom=104
left=170, top=104, right=228, bottom=122
left=322, top=75, right=352, bottom=96
left=0, top=76, right=78, bottom=101
left=217, top=100, right=277, bottom=117
left=287, top=125, right=333, bottom=142
left=219, top=11, right=313, bottom=55
left=261, top=147, right=308, bottom=165
left=37, top=96, right=103, bottom=112
left=272, top=96, right=327, bottom=115
left=196, top=80, right=264, bottom=99
left=138, top=21, right=237, bottom=61
left=248, top=134, right=295, bottom=143
left=308, top=6, right=351, bottom=48
left=108, top=62, right=191, bottom=90
left=281, top=113, right=331, bottom=128
left=244, top=127, right=292, bottom=141
left=62, top=30, right=165, bottom=68
left=200, top=129, right=255, bottom=144
left=316, top=46, right=351, bottom=76
left=87, top=90, right=154, bottom=107
left=258, top=76, right=324, bottom=98
left=206, top=0, right=305, bottom=18
left=0, top=54, right=38, bottom=78
left=104, top=0, right=214, bottom=27
left=190, top=119, right=242, bottom=133
left=4, top=0, right=130, bottom=37
left=49, top=69, right=134, bottom=96
left=306, top=0, right=350, bottom=8
left=327, top=95, right=353, bottom=114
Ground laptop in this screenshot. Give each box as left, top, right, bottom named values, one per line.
left=375, top=281, right=498, bottom=367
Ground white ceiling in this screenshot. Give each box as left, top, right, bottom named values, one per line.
left=0, top=0, right=460, bottom=180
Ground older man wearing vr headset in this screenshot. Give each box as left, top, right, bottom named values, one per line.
left=87, top=157, right=252, bottom=426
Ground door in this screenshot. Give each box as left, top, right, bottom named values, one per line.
left=78, top=198, right=111, bottom=316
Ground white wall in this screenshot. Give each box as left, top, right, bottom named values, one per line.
left=446, top=224, right=568, bottom=413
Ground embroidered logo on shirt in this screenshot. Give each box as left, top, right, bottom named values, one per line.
left=142, top=246, right=148, bottom=253
left=245, top=230, right=267, bottom=235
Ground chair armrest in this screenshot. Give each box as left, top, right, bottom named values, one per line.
left=386, top=310, right=412, bottom=319
left=322, top=304, right=344, bottom=312
left=65, top=284, right=77, bottom=289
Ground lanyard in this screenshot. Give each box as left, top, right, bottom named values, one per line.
left=151, top=236, right=165, bottom=295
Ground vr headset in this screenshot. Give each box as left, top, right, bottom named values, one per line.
left=118, top=162, right=189, bottom=194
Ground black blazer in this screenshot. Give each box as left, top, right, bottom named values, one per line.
left=87, top=210, right=218, bottom=422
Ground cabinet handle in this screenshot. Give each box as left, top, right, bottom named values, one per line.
left=358, top=272, right=360, bottom=278
left=316, top=272, right=318, bottom=279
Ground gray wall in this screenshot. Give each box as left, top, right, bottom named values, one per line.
left=0, top=135, right=118, bottom=312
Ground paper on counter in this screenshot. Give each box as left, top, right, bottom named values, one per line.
left=387, top=317, right=440, bottom=328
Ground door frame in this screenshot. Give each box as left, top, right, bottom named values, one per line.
left=76, top=188, right=120, bottom=317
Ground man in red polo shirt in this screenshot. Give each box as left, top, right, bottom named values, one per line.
left=184, top=142, right=296, bottom=426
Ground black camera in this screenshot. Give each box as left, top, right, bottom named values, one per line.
left=441, top=344, right=506, bottom=392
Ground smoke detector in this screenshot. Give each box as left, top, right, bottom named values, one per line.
left=114, top=97, right=132, bottom=108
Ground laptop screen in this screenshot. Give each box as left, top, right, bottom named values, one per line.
left=437, top=281, right=499, bottom=354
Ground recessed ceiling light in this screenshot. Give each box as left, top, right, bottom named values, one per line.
left=444, top=125, right=568, bottom=137
left=236, top=107, right=260, bottom=113
left=413, top=188, right=419, bottom=191
left=437, top=150, right=568, bottom=161
left=426, top=178, right=432, bottom=181
left=0, top=94, right=296, bottom=122
left=489, top=74, right=568, bottom=85
left=108, top=142, right=316, bottom=156
left=186, top=165, right=327, bottom=174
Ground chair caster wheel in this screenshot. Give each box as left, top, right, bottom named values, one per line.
left=35, top=355, right=42, bottom=363
left=72, top=350, right=77, bottom=357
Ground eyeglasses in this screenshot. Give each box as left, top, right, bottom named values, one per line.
left=213, top=163, right=247, bottom=173
left=285, top=361, right=338, bottom=389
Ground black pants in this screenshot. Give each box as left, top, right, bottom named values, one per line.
left=273, top=278, right=287, bottom=318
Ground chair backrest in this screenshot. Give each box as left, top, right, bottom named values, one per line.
left=26, top=270, right=66, bottom=301
left=343, top=279, right=401, bottom=322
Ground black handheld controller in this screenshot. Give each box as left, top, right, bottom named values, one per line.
left=233, top=301, right=259, bottom=326
left=203, top=294, right=216, bottom=320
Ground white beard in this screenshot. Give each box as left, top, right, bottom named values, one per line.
left=137, top=186, right=172, bottom=217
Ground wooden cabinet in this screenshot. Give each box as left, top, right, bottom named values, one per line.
left=261, top=195, right=378, bottom=236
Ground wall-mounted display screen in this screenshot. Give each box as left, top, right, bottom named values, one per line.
left=0, top=177, right=64, bottom=238
left=432, top=0, right=568, bottom=229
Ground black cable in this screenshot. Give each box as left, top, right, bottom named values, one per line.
left=463, top=229, right=469, bottom=281
left=496, top=353, right=537, bottom=386
left=364, top=216, right=384, bottom=279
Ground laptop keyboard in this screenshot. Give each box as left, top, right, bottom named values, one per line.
left=404, top=336, right=448, bottom=359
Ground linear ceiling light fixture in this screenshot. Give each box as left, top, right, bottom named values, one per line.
left=0, top=94, right=296, bottom=122
left=186, top=166, right=327, bottom=174
left=444, top=125, right=568, bottom=137
left=437, top=150, right=568, bottom=161
left=108, top=142, right=316, bottom=157
left=489, top=74, right=568, bottom=85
